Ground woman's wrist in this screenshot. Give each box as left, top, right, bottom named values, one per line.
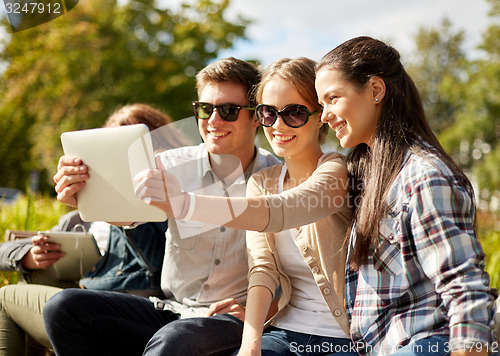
left=20, top=251, right=38, bottom=270
left=177, top=192, right=196, bottom=220
left=239, top=336, right=261, bottom=355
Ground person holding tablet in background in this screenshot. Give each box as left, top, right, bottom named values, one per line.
left=0, top=103, right=169, bottom=356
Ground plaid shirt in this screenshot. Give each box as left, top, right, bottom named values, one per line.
left=345, top=148, right=497, bottom=355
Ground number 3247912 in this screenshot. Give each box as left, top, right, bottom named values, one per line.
left=5, top=2, right=61, bottom=14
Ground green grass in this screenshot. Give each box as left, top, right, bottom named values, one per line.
left=0, top=193, right=70, bottom=286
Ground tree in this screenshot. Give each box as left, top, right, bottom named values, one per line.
left=406, top=18, right=468, bottom=134
left=407, top=3, right=500, bottom=206
left=0, top=0, right=249, bottom=192
left=437, top=0, right=500, bottom=204
left=469, top=0, right=500, bottom=200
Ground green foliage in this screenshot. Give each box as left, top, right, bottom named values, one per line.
left=478, top=211, right=500, bottom=291
left=482, top=230, right=500, bottom=291
left=0, top=194, right=67, bottom=234
left=474, top=145, right=500, bottom=194
left=0, top=0, right=249, bottom=192
left=0, top=193, right=70, bottom=286
left=487, top=0, right=500, bottom=18
left=407, top=6, right=500, bottom=200
left=407, top=18, right=468, bottom=134
left=438, top=59, right=499, bottom=171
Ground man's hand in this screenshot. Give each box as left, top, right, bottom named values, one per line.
left=207, top=298, right=246, bottom=322
left=53, top=156, right=88, bottom=207
left=21, top=234, right=65, bottom=270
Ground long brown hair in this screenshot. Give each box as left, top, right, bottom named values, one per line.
left=317, top=36, right=475, bottom=266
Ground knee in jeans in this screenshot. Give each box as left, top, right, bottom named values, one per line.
left=43, top=289, right=80, bottom=322
left=155, top=321, right=193, bottom=343
left=146, top=320, right=201, bottom=355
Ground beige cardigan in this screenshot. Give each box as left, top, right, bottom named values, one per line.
left=245, top=152, right=353, bottom=337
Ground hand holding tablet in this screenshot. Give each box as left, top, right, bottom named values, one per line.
left=37, top=231, right=102, bottom=281
left=60, top=124, right=167, bottom=222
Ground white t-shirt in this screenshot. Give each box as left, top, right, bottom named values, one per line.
left=272, top=163, right=345, bottom=338
left=88, top=221, right=110, bottom=256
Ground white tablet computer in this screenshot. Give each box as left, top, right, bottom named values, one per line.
left=60, top=124, right=167, bottom=222
left=38, top=231, right=102, bottom=281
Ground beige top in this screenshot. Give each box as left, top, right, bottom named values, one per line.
left=245, top=152, right=353, bottom=337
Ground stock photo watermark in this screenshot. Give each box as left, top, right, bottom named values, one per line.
left=3, top=0, right=78, bottom=33
left=289, top=340, right=499, bottom=354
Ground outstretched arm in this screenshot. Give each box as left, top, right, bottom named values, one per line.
left=136, top=154, right=349, bottom=232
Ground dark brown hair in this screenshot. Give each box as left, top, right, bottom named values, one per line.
left=195, top=57, right=261, bottom=106
left=317, top=36, right=474, bottom=266
left=256, top=57, right=328, bottom=143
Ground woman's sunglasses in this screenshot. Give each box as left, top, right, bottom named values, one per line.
left=255, top=104, right=318, bottom=128
left=192, top=101, right=255, bottom=122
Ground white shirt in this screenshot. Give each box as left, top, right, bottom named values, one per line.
left=88, top=221, right=110, bottom=256
left=272, top=163, right=345, bottom=338
left=156, top=143, right=279, bottom=317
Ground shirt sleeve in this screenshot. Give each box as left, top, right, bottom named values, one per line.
left=0, top=239, right=34, bottom=272
left=263, top=153, right=350, bottom=232
left=245, top=174, right=280, bottom=297
left=410, top=169, right=497, bottom=347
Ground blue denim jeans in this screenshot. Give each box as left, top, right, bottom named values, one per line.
left=44, top=289, right=177, bottom=356
left=43, top=288, right=244, bottom=356
left=232, top=326, right=357, bottom=356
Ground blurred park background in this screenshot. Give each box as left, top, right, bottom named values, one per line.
left=0, top=0, right=499, bottom=287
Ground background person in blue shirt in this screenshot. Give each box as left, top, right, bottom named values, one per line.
left=0, top=104, right=169, bottom=356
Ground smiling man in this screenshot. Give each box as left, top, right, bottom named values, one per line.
left=44, top=57, right=279, bottom=356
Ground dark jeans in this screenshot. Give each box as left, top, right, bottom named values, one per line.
left=231, top=326, right=357, bottom=356
left=143, top=313, right=244, bottom=356
left=43, top=289, right=244, bottom=356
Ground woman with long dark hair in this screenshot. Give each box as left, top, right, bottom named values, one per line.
left=315, top=36, right=497, bottom=356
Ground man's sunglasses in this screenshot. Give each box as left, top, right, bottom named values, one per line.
left=192, top=101, right=255, bottom=122
left=255, top=104, right=318, bottom=128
